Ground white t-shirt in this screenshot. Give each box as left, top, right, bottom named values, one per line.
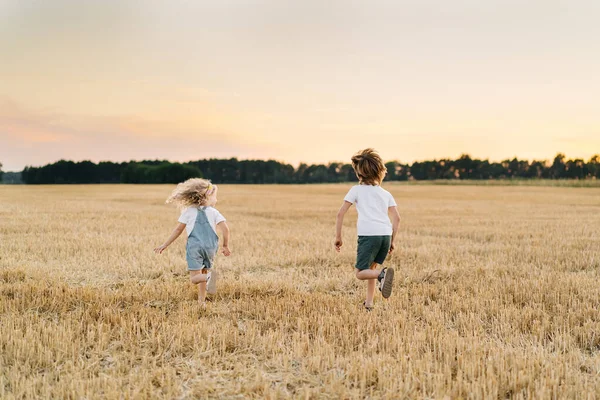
left=344, top=185, right=397, bottom=236
left=178, top=206, right=226, bottom=237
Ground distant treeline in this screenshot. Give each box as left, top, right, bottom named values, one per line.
left=9, top=153, right=600, bottom=184
left=1, top=171, right=22, bottom=184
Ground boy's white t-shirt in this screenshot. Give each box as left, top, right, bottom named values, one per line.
left=178, top=206, right=226, bottom=237
left=344, top=185, right=397, bottom=236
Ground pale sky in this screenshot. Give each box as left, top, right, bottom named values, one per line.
left=1, top=0, right=599, bottom=171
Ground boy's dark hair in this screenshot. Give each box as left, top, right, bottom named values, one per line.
left=351, top=148, right=387, bottom=185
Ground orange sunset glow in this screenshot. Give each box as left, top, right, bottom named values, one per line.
left=1, top=1, right=599, bottom=171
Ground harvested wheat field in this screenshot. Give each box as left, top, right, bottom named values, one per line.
left=1, top=184, right=599, bottom=399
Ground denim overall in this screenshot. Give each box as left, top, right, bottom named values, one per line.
left=186, top=207, right=219, bottom=271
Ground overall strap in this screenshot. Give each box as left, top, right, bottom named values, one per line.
left=195, top=206, right=209, bottom=223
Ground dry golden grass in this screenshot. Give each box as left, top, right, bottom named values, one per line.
left=1, top=184, right=599, bottom=399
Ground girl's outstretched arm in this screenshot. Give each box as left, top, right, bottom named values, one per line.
left=335, top=201, right=352, bottom=252
left=218, top=221, right=231, bottom=256
left=154, top=223, right=186, bottom=254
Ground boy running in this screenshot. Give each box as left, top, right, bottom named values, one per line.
left=335, top=148, right=400, bottom=311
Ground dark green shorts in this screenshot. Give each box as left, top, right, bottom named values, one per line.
left=356, top=235, right=391, bottom=270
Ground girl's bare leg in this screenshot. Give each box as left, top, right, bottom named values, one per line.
left=189, top=269, right=208, bottom=305
left=197, top=281, right=207, bottom=305
left=190, top=270, right=209, bottom=284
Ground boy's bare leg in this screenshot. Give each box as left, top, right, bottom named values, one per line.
left=356, top=262, right=380, bottom=308
left=355, top=262, right=381, bottom=280
left=366, top=279, right=376, bottom=307
left=366, top=263, right=379, bottom=307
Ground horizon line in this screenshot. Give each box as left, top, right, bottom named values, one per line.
left=7, top=152, right=599, bottom=173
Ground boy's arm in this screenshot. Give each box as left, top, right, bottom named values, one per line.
left=388, top=206, right=401, bottom=253
left=335, top=201, right=352, bottom=252
left=154, top=223, right=186, bottom=254
left=217, top=221, right=231, bottom=256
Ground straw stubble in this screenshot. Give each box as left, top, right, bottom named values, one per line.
left=1, top=184, right=599, bottom=399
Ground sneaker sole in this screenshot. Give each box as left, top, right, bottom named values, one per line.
left=206, top=270, right=217, bottom=295
left=381, top=268, right=394, bottom=299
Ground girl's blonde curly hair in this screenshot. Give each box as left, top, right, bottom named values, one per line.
left=166, top=178, right=215, bottom=208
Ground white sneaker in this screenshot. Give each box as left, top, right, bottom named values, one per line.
left=206, top=270, right=217, bottom=295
